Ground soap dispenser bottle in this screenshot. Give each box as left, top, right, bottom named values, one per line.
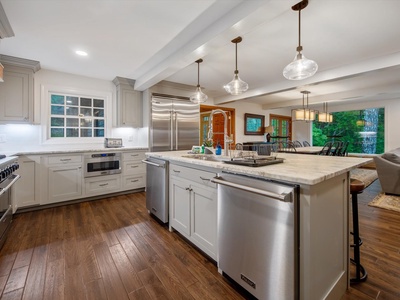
left=216, top=141, right=222, bottom=155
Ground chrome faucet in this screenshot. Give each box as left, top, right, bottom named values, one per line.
left=207, top=109, right=230, bottom=156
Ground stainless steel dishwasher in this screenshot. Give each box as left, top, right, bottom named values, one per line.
left=142, top=157, right=169, bottom=223
left=212, top=172, right=299, bottom=300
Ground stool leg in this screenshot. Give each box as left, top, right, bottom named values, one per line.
left=350, top=191, right=368, bottom=283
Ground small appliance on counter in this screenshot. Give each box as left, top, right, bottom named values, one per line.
left=104, top=138, right=123, bottom=148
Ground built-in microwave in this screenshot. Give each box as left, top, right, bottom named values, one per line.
left=84, top=153, right=121, bottom=178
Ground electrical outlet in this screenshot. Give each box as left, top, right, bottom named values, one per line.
left=0, top=134, right=6, bottom=143
left=128, top=136, right=134, bottom=142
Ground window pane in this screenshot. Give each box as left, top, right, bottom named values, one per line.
left=66, top=96, right=79, bottom=106
left=80, top=97, right=92, bottom=107
left=94, top=129, right=104, bottom=137
left=51, top=117, right=64, bottom=127
left=80, top=107, right=92, bottom=116
left=80, top=129, right=92, bottom=137
left=93, top=99, right=104, bottom=108
left=51, top=128, right=64, bottom=137
left=80, top=119, right=92, bottom=127
left=66, top=128, right=79, bottom=137
left=66, top=107, right=79, bottom=116
left=51, top=94, right=64, bottom=105
left=51, top=105, right=64, bottom=115
left=66, top=118, right=79, bottom=127
left=93, top=108, right=104, bottom=117
left=94, top=119, right=104, bottom=128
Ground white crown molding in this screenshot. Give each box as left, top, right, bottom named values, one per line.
left=0, top=54, right=41, bottom=72
left=0, top=2, right=14, bottom=39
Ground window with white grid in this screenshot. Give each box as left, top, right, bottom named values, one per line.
left=49, top=93, right=105, bottom=138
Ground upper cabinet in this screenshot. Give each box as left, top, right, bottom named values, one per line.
left=0, top=55, right=40, bottom=124
left=113, top=76, right=142, bottom=127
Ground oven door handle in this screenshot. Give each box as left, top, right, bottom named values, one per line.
left=142, top=160, right=165, bottom=168
left=0, top=174, right=21, bottom=196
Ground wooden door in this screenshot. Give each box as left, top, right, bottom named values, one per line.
left=270, top=114, right=292, bottom=141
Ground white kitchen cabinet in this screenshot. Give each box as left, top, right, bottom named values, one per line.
left=85, top=174, right=121, bottom=195
left=12, top=155, right=41, bottom=211
left=121, top=150, right=146, bottom=191
left=42, top=154, right=83, bottom=204
left=169, top=164, right=217, bottom=259
left=113, top=76, right=142, bottom=127
left=0, top=56, right=40, bottom=124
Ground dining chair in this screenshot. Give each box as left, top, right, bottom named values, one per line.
left=339, top=141, right=350, bottom=156
left=331, top=141, right=343, bottom=156
left=293, top=140, right=303, bottom=147
left=303, top=141, right=311, bottom=147
left=319, top=142, right=333, bottom=155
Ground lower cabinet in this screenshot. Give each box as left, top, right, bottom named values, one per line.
left=13, top=155, right=41, bottom=210
left=169, top=164, right=218, bottom=260
left=46, top=164, right=83, bottom=204
left=85, top=174, right=121, bottom=195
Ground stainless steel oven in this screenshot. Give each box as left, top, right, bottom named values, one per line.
left=0, top=157, right=20, bottom=249
left=84, top=152, right=122, bottom=178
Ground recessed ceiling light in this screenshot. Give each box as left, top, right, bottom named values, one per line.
left=75, top=50, right=88, bottom=56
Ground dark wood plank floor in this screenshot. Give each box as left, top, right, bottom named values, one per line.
left=0, top=180, right=399, bottom=299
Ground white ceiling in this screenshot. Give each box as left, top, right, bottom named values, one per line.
left=1, top=0, right=400, bottom=110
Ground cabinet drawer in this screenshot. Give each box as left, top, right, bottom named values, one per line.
left=47, top=155, right=82, bottom=165
left=122, top=152, right=146, bottom=161
left=85, top=175, right=121, bottom=195
left=123, top=161, right=145, bottom=175
left=170, top=164, right=217, bottom=188
left=123, top=174, right=146, bottom=189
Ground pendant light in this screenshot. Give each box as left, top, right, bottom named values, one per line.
left=283, top=0, right=318, bottom=80
left=291, top=90, right=318, bottom=121
left=318, top=102, right=333, bottom=122
left=224, top=36, right=248, bottom=95
left=190, top=59, right=208, bottom=104
left=0, top=63, right=4, bottom=82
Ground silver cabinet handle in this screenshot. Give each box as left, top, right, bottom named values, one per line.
left=60, top=158, right=72, bottom=162
left=172, top=169, right=180, bottom=173
left=130, top=165, right=138, bottom=168
left=131, top=179, right=139, bottom=183
left=99, top=183, right=108, bottom=187
left=199, top=176, right=211, bottom=181
left=211, top=176, right=292, bottom=202
left=142, top=160, right=165, bottom=168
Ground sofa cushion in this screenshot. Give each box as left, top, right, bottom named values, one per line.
left=382, top=148, right=400, bottom=164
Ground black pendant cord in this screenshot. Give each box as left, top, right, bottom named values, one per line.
left=197, top=62, right=200, bottom=87
left=298, top=9, right=301, bottom=50
left=235, top=42, right=238, bottom=73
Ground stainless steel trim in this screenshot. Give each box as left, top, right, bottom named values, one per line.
left=142, top=160, right=165, bottom=168
left=212, top=176, right=292, bottom=202
left=0, top=174, right=20, bottom=196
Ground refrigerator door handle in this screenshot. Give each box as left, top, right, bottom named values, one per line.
left=170, top=110, right=174, bottom=151
left=174, top=111, right=178, bottom=150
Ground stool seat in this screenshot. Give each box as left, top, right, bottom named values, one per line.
left=350, top=178, right=365, bottom=193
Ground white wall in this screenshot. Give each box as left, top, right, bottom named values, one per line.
left=0, top=69, right=148, bottom=155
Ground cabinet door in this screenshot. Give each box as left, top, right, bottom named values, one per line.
left=0, top=68, right=32, bottom=123
left=120, top=89, right=141, bottom=127
left=46, top=164, right=82, bottom=204
left=191, top=183, right=218, bottom=258
left=13, top=156, right=41, bottom=210
left=169, top=176, right=191, bottom=236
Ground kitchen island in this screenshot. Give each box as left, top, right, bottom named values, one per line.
left=145, top=150, right=372, bottom=300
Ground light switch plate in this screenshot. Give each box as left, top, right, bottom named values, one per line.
left=0, top=134, right=6, bottom=143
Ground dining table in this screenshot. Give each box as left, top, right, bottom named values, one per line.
left=278, top=146, right=324, bottom=155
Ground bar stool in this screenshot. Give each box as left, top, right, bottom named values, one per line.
left=350, top=178, right=368, bottom=283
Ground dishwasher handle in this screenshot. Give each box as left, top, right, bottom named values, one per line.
left=142, top=159, right=165, bottom=168
left=211, top=176, right=292, bottom=203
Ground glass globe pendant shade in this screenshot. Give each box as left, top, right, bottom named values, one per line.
left=283, top=52, right=318, bottom=80
left=190, top=85, right=208, bottom=104
left=224, top=73, right=249, bottom=95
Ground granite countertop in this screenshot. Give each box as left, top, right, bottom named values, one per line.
left=145, top=150, right=372, bottom=185
left=5, top=147, right=148, bottom=157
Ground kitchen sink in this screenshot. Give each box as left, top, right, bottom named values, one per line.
left=182, top=154, right=226, bottom=162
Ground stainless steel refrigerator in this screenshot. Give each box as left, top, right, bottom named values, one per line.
left=150, top=95, right=200, bottom=152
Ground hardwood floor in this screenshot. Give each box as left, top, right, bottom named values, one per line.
left=0, top=180, right=398, bottom=299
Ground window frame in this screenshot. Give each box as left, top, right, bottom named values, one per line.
left=41, top=84, right=112, bottom=145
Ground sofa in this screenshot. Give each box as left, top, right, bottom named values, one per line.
left=373, top=147, right=400, bottom=195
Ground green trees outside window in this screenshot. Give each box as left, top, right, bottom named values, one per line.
left=312, top=108, right=384, bottom=154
